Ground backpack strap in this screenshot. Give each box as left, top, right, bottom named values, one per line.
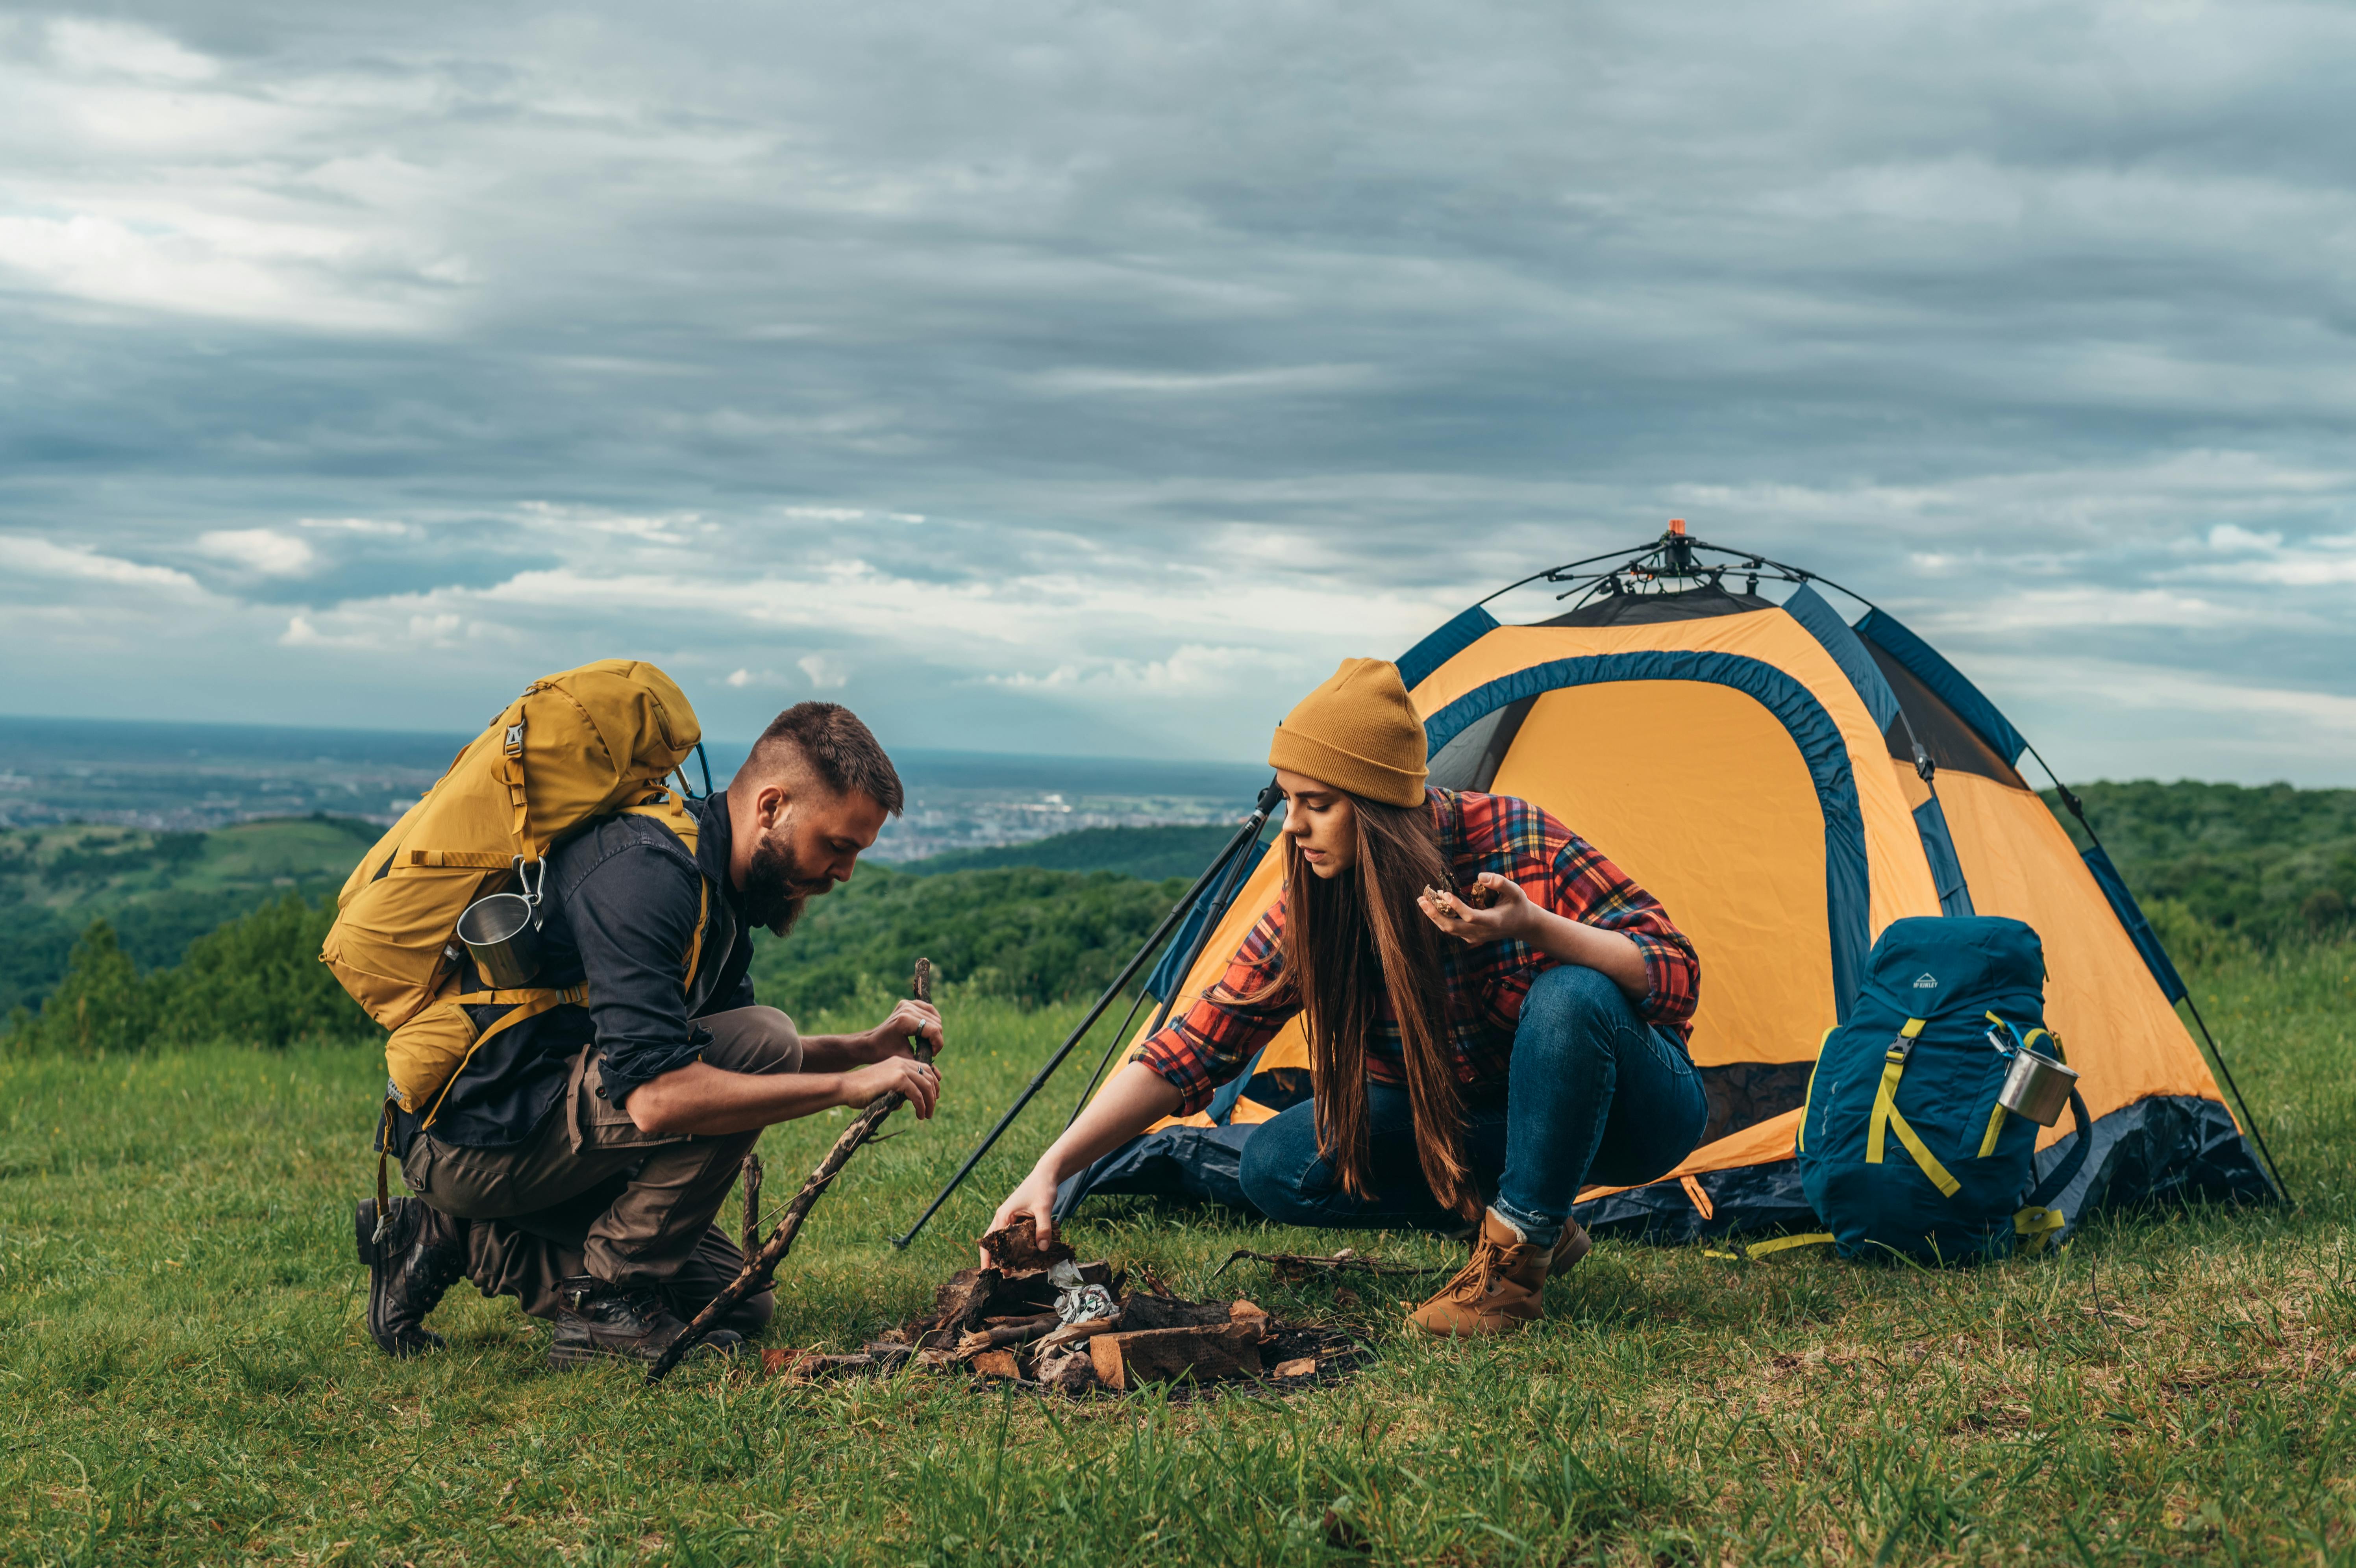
left=1865, top=1019, right=1962, bottom=1198
left=420, top=984, right=592, bottom=1129
left=2011, top=1087, right=2094, bottom=1254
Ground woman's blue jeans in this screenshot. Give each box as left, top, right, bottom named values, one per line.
left=1235, top=964, right=1707, bottom=1245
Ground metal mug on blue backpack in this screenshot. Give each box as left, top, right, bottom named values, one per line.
left=1797, top=916, right=2092, bottom=1264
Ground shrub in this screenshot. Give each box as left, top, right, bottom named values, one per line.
left=4, top=896, right=378, bottom=1055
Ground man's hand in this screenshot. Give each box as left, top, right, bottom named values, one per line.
left=841, top=1055, right=942, bottom=1119
left=984, top=1166, right=1063, bottom=1263
left=861, top=998, right=945, bottom=1062
left=1417, top=872, right=1534, bottom=946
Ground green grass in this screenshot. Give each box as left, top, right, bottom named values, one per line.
left=3, top=947, right=2353, bottom=1565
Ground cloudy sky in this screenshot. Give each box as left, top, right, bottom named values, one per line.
left=4, top=1, right=2353, bottom=782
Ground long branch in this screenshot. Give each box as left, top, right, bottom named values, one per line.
left=647, top=957, right=936, bottom=1383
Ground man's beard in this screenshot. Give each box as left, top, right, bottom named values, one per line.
left=742, top=828, right=818, bottom=937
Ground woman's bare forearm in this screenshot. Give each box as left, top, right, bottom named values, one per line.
left=1026, top=1061, right=1182, bottom=1184
left=1517, top=906, right=1649, bottom=998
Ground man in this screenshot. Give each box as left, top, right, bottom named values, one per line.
left=356, top=702, right=944, bottom=1367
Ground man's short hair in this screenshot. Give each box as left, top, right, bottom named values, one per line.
left=746, top=702, right=905, bottom=815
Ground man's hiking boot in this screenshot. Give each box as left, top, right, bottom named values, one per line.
left=1410, top=1209, right=1585, bottom=1336
left=548, top=1276, right=742, bottom=1370
left=355, top=1196, right=468, bottom=1357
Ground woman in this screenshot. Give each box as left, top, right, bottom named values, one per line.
left=989, top=657, right=1706, bottom=1334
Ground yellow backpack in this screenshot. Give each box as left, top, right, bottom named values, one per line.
left=323, top=659, right=705, bottom=1120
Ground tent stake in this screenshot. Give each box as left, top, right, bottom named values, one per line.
left=890, top=779, right=1284, bottom=1251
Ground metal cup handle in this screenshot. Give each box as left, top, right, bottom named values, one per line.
left=512, top=855, right=547, bottom=926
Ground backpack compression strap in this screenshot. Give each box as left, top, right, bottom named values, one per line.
left=2011, top=1087, right=2094, bottom=1255
left=1865, top=1018, right=1962, bottom=1198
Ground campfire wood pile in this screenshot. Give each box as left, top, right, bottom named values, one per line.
left=758, top=1221, right=1365, bottom=1395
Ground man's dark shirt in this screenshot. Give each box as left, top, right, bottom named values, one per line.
left=384, top=791, right=753, bottom=1154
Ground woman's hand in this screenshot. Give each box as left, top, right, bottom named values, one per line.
left=1417, top=872, right=1533, bottom=946
left=976, top=1060, right=1183, bottom=1264
left=985, top=1166, right=1065, bottom=1262
left=859, top=998, right=945, bottom=1062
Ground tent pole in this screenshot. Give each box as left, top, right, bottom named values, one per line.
left=1059, top=823, right=1265, bottom=1132
left=890, top=778, right=1285, bottom=1250
left=1141, top=811, right=1266, bottom=1040
left=2178, top=991, right=2292, bottom=1203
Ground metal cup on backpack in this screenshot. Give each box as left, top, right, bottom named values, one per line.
left=457, top=856, right=549, bottom=988
left=1997, top=1045, right=2079, bottom=1126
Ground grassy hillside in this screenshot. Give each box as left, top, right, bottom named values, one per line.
left=901, top=824, right=1240, bottom=880
left=752, top=863, right=1186, bottom=1016
left=2049, top=781, right=2356, bottom=946
left=0, top=817, right=374, bottom=1016
left=1, top=937, right=2349, bottom=1564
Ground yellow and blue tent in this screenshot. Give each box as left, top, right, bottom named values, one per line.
left=1057, top=531, right=2280, bottom=1242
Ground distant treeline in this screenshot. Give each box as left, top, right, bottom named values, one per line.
left=10, top=783, right=2356, bottom=1055
left=2050, top=780, right=2356, bottom=951
left=750, top=863, right=1190, bottom=1016
left=0, top=815, right=378, bottom=1018
left=900, top=824, right=1239, bottom=881
left=6, top=863, right=1194, bottom=1054
left=5, top=895, right=375, bottom=1055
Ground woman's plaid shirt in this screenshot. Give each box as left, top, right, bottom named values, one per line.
left=1136, top=789, right=1701, bottom=1116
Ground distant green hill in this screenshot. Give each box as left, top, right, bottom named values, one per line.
left=2048, top=781, right=2356, bottom=946
left=0, top=815, right=374, bottom=1016
left=899, top=824, right=1238, bottom=880
left=751, top=862, right=1186, bottom=1016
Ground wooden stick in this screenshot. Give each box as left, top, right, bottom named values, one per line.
left=952, top=1312, right=1062, bottom=1358
left=738, top=1151, right=763, bottom=1263
left=648, top=957, right=937, bottom=1383
left=1208, top=1247, right=1449, bottom=1283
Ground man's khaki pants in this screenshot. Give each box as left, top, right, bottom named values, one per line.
left=402, top=1006, right=802, bottom=1329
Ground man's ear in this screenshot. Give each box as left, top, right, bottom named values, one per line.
left=758, top=781, right=792, bottom=828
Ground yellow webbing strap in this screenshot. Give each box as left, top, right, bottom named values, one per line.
left=1977, top=1102, right=2008, bottom=1158
left=1747, top=1231, right=1836, bottom=1257
left=498, top=698, right=531, bottom=839
left=1706, top=1231, right=1837, bottom=1261
left=1863, top=1024, right=1921, bottom=1164
left=420, top=984, right=590, bottom=1128
left=407, top=849, right=515, bottom=869
left=1865, top=1019, right=1962, bottom=1198
left=2013, top=1205, right=2066, bottom=1255
left=1884, top=1108, right=1962, bottom=1197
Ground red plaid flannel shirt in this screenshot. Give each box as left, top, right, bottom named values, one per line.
left=1135, top=789, right=1701, bottom=1116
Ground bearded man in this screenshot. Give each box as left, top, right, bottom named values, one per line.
left=356, top=702, right=944, bottom=1367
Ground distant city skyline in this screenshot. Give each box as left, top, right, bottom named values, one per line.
left=5, top=4, right=2354, bottom=783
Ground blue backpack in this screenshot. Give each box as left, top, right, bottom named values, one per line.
left=1795, top=916, right=2091, bottom=1264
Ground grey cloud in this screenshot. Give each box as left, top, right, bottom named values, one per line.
left=1, top=2, right=2354, bottom=779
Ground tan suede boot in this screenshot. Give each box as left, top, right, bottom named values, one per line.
left=1411, top=1210, right=1580, bottom=1335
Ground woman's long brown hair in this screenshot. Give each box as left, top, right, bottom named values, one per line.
left=1250, top=793, right=1475, bottom=1220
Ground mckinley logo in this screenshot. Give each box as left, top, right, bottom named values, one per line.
left=1911, top=972, right=1939, bottom=990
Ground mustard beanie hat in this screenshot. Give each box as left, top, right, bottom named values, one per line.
left=1268, top=658, right=1429, bottom=807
